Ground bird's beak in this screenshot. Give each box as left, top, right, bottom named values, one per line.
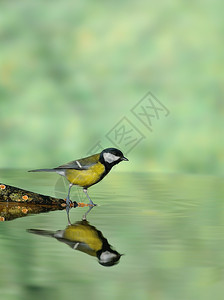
left=122, top=157, right=129, bottom=161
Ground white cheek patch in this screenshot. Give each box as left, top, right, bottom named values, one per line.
left=103, top=152, right=120, bottom=163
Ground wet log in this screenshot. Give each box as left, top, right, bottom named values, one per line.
left=0, top=183, right=88, bottom=221
left=0, top=182, right=68, bottom=221
left=0, top=183, right=65, bottom=205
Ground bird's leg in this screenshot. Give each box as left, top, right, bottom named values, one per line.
left=66, top=205, right=72, bottom=225
left=83, top=188, right=96, bottom=206
left=66, top=183, right=73, bottom=206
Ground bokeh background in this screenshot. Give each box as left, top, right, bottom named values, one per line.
left=0, top=0, right=223, bottom=175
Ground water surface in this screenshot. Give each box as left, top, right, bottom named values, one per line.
left=0, top=170, right=224, bottom=300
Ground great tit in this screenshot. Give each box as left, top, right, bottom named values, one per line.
left=28, top=219, right=123, bottom=267
left=29, top=148, right=128, bottom=206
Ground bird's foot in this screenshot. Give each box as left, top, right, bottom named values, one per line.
left=88, top=201, right=97, bottom=207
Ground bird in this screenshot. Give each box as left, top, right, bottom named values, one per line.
left=29, top=147, right=128, bottom=206
left=28, top=219, right=123, bottom=267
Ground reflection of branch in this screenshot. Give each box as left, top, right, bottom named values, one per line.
left=0, top=202, right=65, bottom=222
left=0, top=183, right=66, bottom=221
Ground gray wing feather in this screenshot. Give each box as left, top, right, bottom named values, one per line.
left=29, top=153, right=100, bottom=172
left=56, top=153, right=100, bottom=170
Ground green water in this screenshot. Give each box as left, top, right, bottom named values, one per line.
left=0, top=170, right=224, bottom=300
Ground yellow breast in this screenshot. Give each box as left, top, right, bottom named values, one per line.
left=65, top=162, right=105, bottom=187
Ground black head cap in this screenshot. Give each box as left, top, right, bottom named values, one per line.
left=100, top=148, right=128, bottom=165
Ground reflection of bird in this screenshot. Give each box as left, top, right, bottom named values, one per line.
left=28, top=220, right=122, bottom=267
left=29, top=148, right=128, bottom=206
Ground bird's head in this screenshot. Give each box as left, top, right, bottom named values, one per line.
left=100, top=148, right=128, bottom=167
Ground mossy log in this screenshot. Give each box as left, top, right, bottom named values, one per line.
left=0, top=183, right=76, bottom=221
left=0, top=183, right=66, bottom=205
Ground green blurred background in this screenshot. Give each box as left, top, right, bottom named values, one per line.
left=0, top=0, right=223, bottom=175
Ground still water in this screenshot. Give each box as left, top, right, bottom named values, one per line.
left=0, top=170, right=224, bottom=300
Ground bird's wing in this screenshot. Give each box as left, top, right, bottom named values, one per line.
left=55, top=153, right=101, bottom=170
